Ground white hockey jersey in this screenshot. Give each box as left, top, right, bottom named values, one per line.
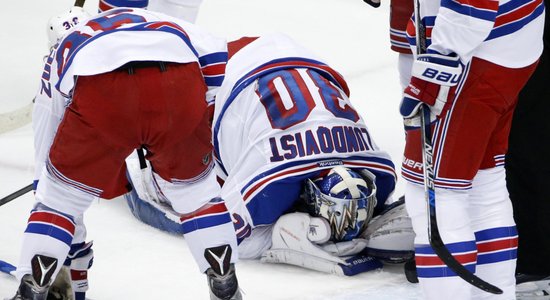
left=33, top=8, right=227, bottom=187
left=407, top=0, right=545, bottom=67
left=213, top=34, right=397, bottom=243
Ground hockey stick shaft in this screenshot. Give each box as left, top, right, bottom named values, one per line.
left=413, top=0, right=502, bottom=294
left=0, top=260, right=16, bottom=277
left=74, top=0, right=86, bottom=7
left=0, top=184, right=33, bottom=207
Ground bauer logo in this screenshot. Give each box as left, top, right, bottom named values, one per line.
left=422, top=68, right=459, bottom=84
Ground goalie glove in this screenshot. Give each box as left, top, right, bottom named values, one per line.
left=261, top=213, right=382, bottom=276
left=361, top=198, right=415, bottom=264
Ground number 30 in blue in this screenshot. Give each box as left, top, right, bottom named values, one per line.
left=257, top=69, right=359, bottom=130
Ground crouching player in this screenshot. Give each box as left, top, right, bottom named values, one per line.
left=15, top=7, right=241, bottom=300
left=125, top=33, right=415, bottom=276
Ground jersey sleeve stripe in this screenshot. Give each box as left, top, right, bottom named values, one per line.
left=441, top=0, right=498, bottom=21
left=200, top=52, right=227, bottom=87
left=199, top=52, right=228, bottom=69
left=494, top=0, right=544, bottom=27
left=204, top=75, right=225, bottom=87
left=487, top=2, right=544, bottom=40
left=201, top=62, right=226, bottom=76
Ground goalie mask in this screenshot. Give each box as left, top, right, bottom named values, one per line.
left=304, top=166, right=377, bottom=242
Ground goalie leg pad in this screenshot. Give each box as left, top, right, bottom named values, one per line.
left=261, top=213, right=382, bottom=276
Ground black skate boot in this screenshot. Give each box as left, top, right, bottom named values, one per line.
left=9, top=255, right=58, bottom=300
left=204, top=245, right=242, bottom=300
left=516, top=273, right=550, bottom=300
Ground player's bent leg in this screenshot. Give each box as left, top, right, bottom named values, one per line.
left=15, top=202, right=78, bottom=281
left=13, top=170, right=96, bottom=300
left=469, top=167, right=517, bottom=299
left=13, top=203, right=77, bottom=300
left=405, top=183, right=477, bottom=300
left=178, top=197, right=241, bottom=300
left=48, top=215, right=92, bottom=300
left=179, top=197, right=239, bottom=273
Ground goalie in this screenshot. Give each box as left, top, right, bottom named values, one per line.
left=125, top=33, right=415, bottom=276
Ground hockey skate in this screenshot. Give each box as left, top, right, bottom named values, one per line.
left=204, top=245, right=242, bottom=300
left=7, top=255, right=58, bottom=300
left=516, top=274, right=550, bottom=300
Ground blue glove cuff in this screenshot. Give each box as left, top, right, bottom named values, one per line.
left=400, top=96, right=422, bottom=119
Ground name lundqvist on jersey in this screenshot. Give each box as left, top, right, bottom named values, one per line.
left=268, top=125, right=373, bottom=162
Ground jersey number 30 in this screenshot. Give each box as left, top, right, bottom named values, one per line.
left=256, top=69, right=359, bottom=130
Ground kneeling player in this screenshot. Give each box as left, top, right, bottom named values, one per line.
left=125, top=33, right=414, bottom=276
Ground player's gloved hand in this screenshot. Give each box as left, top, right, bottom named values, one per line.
left=399, top=52, right=463, bottom=122
left=363, top=0, right=381, bottom=8
left=261, top=213, right=382, bottom=276
left=321, top=238, right=368, bottom=257
left=360, top=197, right=415, bottom=264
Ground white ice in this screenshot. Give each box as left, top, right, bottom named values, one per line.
left=0, top=0, right=420, bottom=298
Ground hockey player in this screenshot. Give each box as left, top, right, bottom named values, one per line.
left=398, top=0, right=544, bottom=297
left=11, top=8, right=241, bottom=300
left=28, top=7, right=95, bottom=300
left=124, top=33, right=415, bottom=276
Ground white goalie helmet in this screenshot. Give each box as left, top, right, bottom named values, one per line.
left=47, top=6, right=91, bottom=49
left=303, top=166, right=377, bottom=242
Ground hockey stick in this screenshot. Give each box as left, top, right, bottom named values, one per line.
left=74, top=0, right=86, bottom=7
left=0, top=102, right=33, bottom=135
left=413, top=0, right=503, bottom=295
left=0, top=184, right=33, bottom=207
left=0, top=260, right=16, bottom=277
